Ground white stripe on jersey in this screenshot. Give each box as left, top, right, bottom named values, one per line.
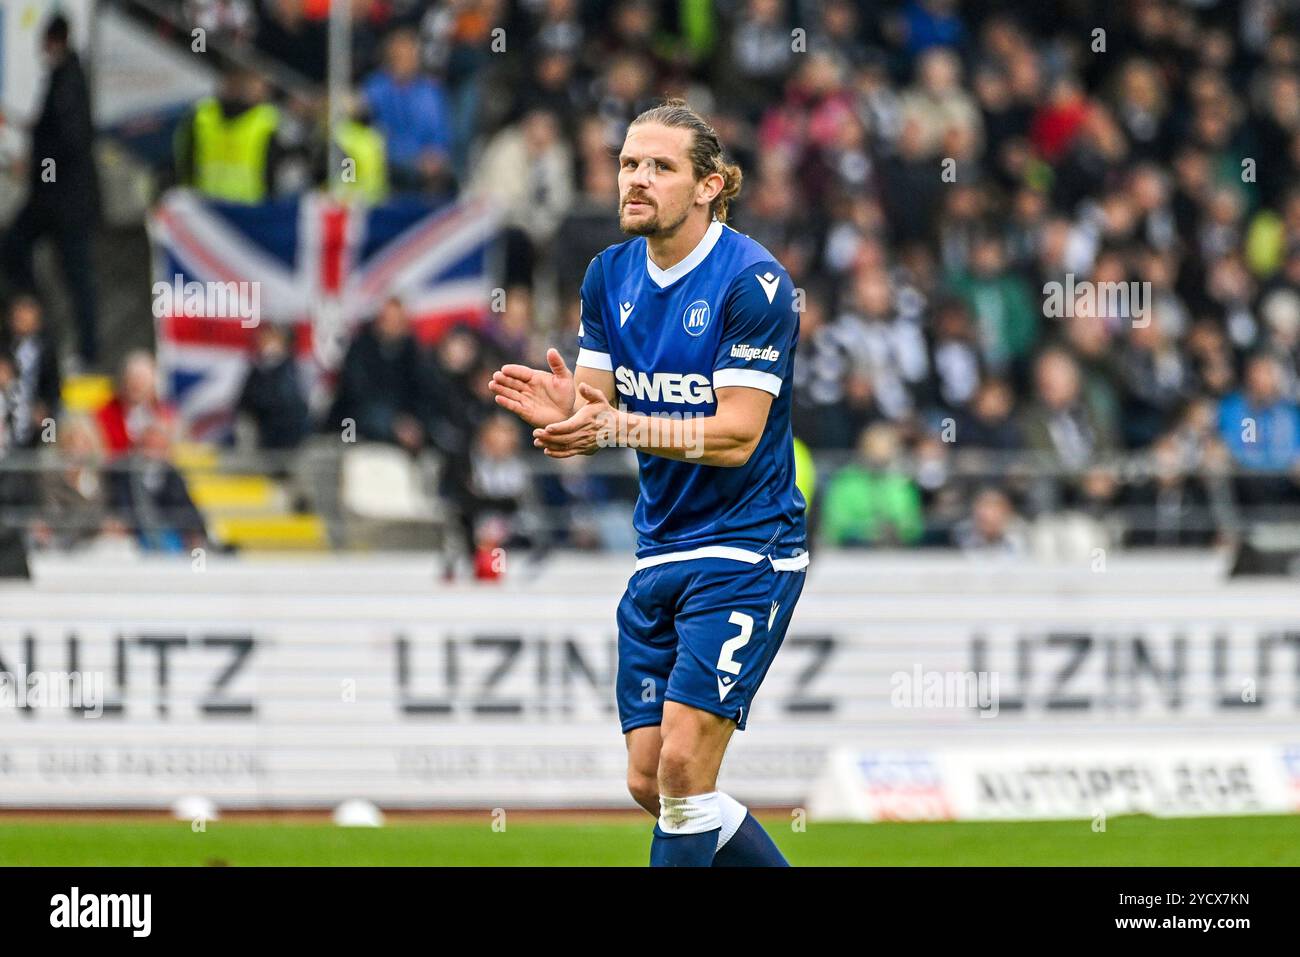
left=575, top=348, right=612, bottom=370
left=713, top=367, right=782, bottom=396
left=633, top=545, right=810, bottom=572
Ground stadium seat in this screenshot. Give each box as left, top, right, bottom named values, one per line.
left=60, top=374, right=114, bottom=413
left=339, top=443, right=447, bottom=550
left=187, top=473, right=279, bottom=511
left=172, top=442, right=220, bottom=471
left=173, top=442, right=331, bottom=551
left=341, top=443, right=435, bottom=520
left=209, top=514, right=328, bottom=550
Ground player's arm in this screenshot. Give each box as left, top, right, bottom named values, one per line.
left=489, top=348, right=575, bottom=427
left=533, top=381, right=769, bottom=465
left=525, top=364, right=615, bottom=456
left=535, top=264, right=794, bottom=465
left=639, top=385, right=771, bottom=466
left=489, top=353, right=616, bottom=430
left=571, top=256, right=617, bottom=413
left=572, top=364, right=616, bottom=410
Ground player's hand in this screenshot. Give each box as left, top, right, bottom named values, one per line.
left=533, top=382, right=616, bottom=458
left=489, top=348, right=576, bottom=428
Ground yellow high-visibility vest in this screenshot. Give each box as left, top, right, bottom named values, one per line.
left=793, top=436, right=816, bottom=511
left=192, top=98, right=279, bottom=204
left=333, top=120, right=388, bottom=203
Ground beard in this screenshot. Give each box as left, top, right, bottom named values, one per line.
left=619, top=198, right=689, bottom=237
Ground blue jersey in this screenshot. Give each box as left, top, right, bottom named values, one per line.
left=575, top=217, right=807, bottom=565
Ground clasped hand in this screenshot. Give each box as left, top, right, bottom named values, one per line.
left=533, top=382, right=618, bottom=458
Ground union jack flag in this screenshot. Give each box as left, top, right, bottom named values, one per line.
left=146, top=189, right=501, bottom=440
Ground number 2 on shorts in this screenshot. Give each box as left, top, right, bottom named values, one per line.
left=716, top=611, right=753, bottom=675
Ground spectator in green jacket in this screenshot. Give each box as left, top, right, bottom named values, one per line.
left=822, top=422, right=924, bottom=547
left=947, top=231, right=1038, bottom=377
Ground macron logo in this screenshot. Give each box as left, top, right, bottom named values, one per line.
left=755, top=271, right=780, bottom=304
left=730, top=343, right=781, bottom=362
left=619, top=301, right=634, bottom=327
left=50, top=887, right=152, bottom=938
left=717, top=675, right=737, bottom=701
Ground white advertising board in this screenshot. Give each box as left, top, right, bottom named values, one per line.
left=0, top=552, right=1297, bottom=810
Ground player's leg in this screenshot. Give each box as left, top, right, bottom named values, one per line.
left=615, top=568, right=676, bottom=816
left=657, top=557, right=807, bottom=866
left=710, top=563, right=807, bottom=865
left=626, top=710, right=760, bottom=860
left=624, top=725, right=661, bottom=816
left=658, top=700, right=734, bottom=796
left=648, top=700, right=735, bottom=866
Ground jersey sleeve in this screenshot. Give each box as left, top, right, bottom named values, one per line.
left=712, top=262, right=798, bottom=397
left=575, top=256, right=612, bottom=371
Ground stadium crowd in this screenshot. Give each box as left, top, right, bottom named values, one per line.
left=3, top=0, right=1300, bottom=560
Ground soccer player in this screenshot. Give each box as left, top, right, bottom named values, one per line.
left=488, top=99, right=807, bottom=866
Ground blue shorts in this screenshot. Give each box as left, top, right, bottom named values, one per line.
left=616, top=555, right=807, bottom=733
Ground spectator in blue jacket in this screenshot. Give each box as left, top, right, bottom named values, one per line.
left=361, top=28, right=454, bottom=195
left=1217, top=354, right=1300, bottom=506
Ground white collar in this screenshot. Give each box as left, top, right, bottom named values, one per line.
left=645, top=217, right=724, bottom=288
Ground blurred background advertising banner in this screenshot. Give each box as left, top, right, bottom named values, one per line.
left=807, top=746, right=1300, bottom=822
left=1, top=552, right=1298, bottom=810
left=147, top=189, right=500, bottom=440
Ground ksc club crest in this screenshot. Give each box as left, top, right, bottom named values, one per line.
left=682, top=299, right=711, bottom=336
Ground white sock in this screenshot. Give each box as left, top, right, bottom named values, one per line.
left=658, top=791, right=721, bottom=835
left=716, top=791, right=748, bottom=850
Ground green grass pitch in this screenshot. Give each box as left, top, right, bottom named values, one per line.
left=1, top=814, right=1298, bottom=866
